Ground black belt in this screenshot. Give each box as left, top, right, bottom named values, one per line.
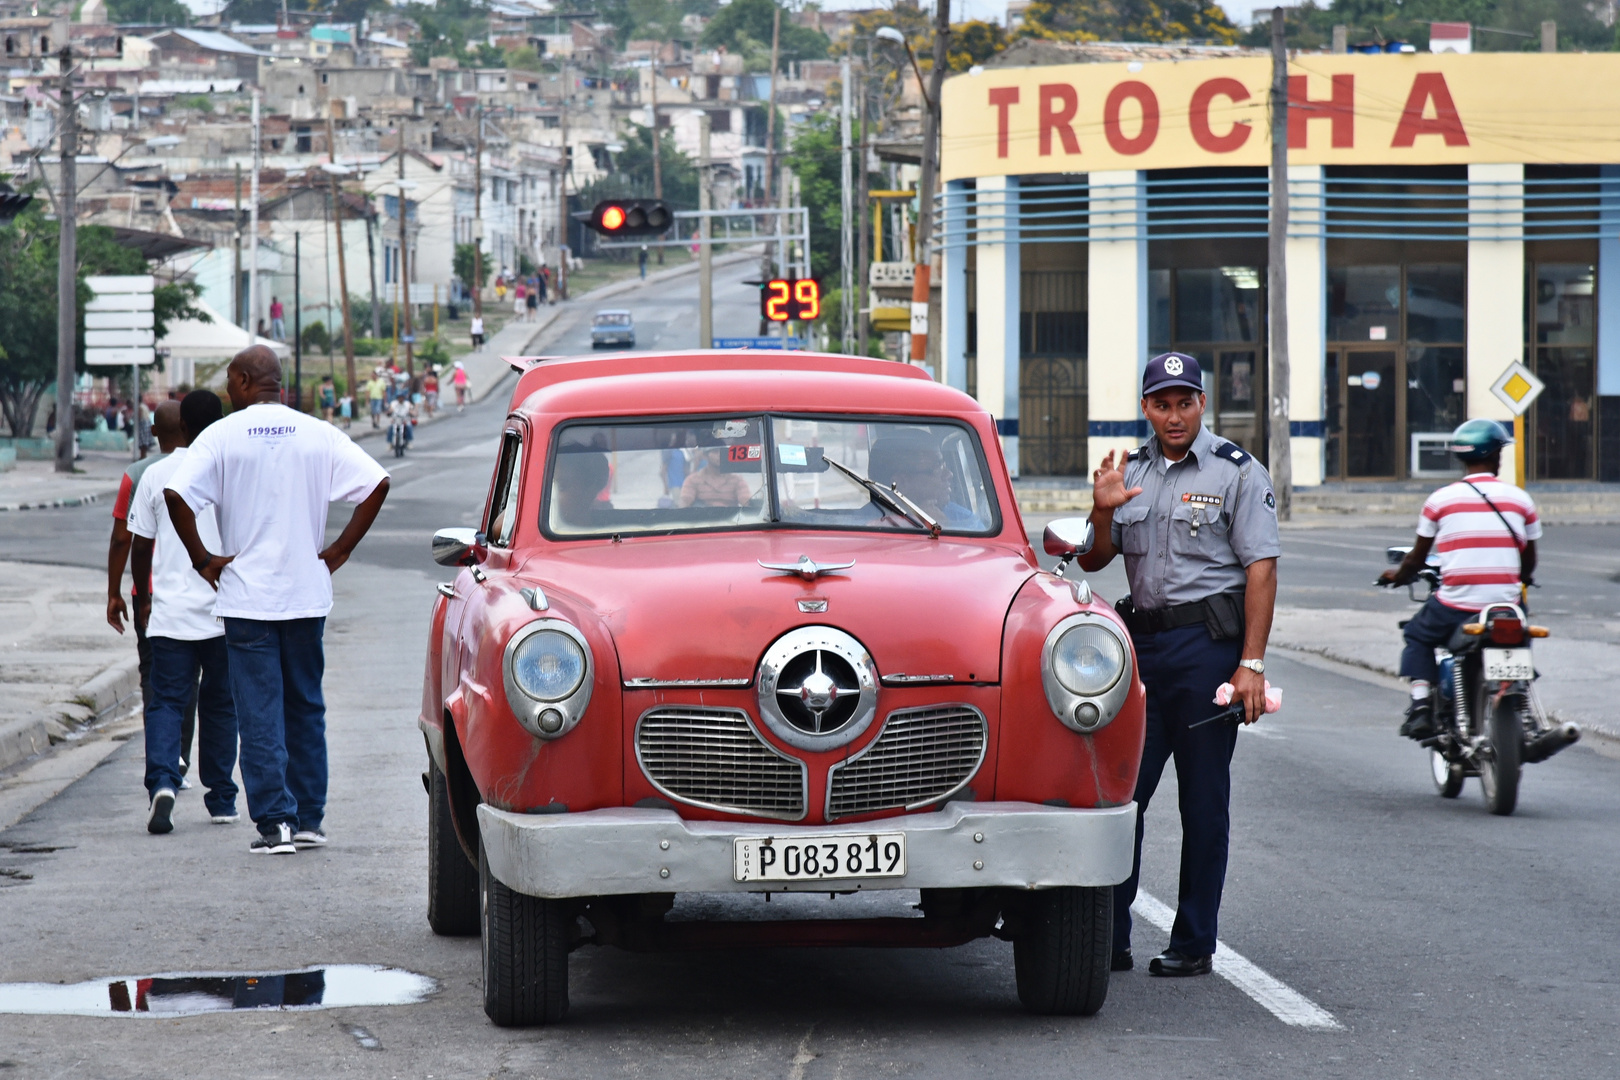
left=1115, top=592, right=1245, bottom=640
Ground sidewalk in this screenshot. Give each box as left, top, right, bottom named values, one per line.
left=0, top=450, right=139, bottom=513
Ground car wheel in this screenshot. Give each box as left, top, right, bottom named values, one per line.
left=1013, top=886, right=1111, bottom=1016
left=1429, top=749, right=1465, bottom=799
left=427, top=763, right=479, bottom=936
left=480, top=835, right=569, bottom=1026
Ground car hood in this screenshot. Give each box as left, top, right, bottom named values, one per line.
left=517, top=531, right=1038, bottom=684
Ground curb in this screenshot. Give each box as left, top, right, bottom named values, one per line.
left=0, top=488, right=118, bottom=513
left=0, top=652, right=141, bottom=775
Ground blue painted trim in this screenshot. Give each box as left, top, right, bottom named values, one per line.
left=1089, top=420, right=1149, bottom=438
left=995, top=418, right=1020, bottom=437
left=1289, top=420, right=1324, bottom=438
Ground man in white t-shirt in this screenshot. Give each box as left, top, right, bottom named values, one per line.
left=1381, top=419, right=1540, bottom=741
left=129, top=391, right=238, bottom=835
left=165, top=346, right=390, bottom=856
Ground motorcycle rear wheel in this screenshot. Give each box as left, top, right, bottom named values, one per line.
left=1429, top=749, right=1464, bottom=798
left=1479, top=695, right=1524, bottom=816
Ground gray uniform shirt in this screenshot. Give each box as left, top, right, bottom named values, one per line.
left=1109, top=425, right=1281, bottom=610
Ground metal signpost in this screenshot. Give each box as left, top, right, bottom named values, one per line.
left=84, top=275, right=157, bottom=461
left=1489, top=360, right=1547, bottom=486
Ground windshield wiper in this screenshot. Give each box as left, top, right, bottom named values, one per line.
left=824, top=457, right=941, bottom=538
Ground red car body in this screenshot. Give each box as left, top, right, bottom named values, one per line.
left=420, top=350, right=1145, bottom=1024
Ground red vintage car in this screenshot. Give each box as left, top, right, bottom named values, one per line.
left=420, top=350, right=1145, bottom=1026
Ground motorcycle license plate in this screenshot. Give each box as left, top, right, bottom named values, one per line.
left=1483, top=648, right=1533, bottom=681
left=733, top=833, right=906, bottom=882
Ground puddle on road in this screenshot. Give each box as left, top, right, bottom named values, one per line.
left=0, top=965, right=436, bottom=1017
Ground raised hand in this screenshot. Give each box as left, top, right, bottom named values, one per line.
left=1092, top=449, right=1143, bottom=512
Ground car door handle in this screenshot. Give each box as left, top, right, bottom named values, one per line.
left=437, top=582, right=457, bottom=600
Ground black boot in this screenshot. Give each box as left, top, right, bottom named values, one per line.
left=1399, top=700, right=1436, bottom=740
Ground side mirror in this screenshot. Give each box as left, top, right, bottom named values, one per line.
left=1043, top=517, right=1095, bottom=559
left=432, top=527, right=484, bottom=567
left=1386, top=546, right=1410, bottom=565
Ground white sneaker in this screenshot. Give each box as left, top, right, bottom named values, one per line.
left=147, top=789, right=176, bottom=835
left=210, top=811, right=240, bottom=824
left=250, top=822, right=297, bottom=854
left=293, top=828, right=328, bottom=848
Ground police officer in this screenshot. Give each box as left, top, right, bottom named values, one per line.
left=1077, top=351, right=1281, bottom=978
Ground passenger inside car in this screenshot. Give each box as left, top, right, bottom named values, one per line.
left=677, top=446, right=755, bottom=508
left=551, top=451, right=613, bottom=528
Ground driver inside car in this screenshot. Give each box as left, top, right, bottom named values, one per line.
left=866, top=435, right=981, bottom=527
left=677, top=445, right=756, bottom=508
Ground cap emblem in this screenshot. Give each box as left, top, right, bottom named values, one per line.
left=1163, top=356, right=1185, bottom=376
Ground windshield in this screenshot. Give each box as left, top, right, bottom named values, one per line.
left=593, top=312, right=632, bottom=327
left=544, top=415, right=998, bottom=538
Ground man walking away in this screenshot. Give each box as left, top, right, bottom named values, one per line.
left=165, top=346, right=390, bottom=856
left=367, top=368, right=387, bottom=429
left=108, top=400, right=196, bottom=784
left=128, top=392, right=238, bottom=834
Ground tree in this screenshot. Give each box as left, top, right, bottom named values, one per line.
left=1240, top=0, right=1614, bottom=51
left=580, top=123, right=701, bottom=210
left=949, top=21, right=1009, bottom=70
left=454, top=243, right=487, bottom=294
left=702, top=0, right=831, bottom=64
left=107, top=0, right=192, bottom=25
left=1016, top=0, right=1241, bottom=45
left=785, top=112, right=845, bottom=280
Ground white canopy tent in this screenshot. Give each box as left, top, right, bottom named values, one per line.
left=158, top=300, right=291, bottom=389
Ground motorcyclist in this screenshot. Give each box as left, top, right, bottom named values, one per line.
left=388, top=394, right=417, bottom=450
left=1380, top=419, right=1539, bottom=740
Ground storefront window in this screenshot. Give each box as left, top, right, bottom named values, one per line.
left=1327, top=265, right=1400, bottom=342
left=1405, top=264, right=1465, bottom=343
left=1406, top=345, right=1467, bottom=451
left=1175, top=267, right=1260, bottom=343
left=1533, top=347, right=1595, bottom=480
left=1534, top=264, right=1594, bottom=345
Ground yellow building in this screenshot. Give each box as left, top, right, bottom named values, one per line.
left=937, top=50, right=1617, bottom=483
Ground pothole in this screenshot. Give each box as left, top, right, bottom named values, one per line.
left=0, top=965, right=436, bottom=1016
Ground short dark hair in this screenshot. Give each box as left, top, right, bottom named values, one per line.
left=180, top=389, right=224, bottom=441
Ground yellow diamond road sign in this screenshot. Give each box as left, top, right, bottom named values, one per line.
left=1489, top=361, right=1545, bottom=417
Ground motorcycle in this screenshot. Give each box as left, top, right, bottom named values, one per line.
left=1381, top=547, right=1579, bottom=815
left=388, top=414, right=410, bottom=458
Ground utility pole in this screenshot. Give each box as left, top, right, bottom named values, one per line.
left=293, top=230, right=302, bottom=409
left=1268, top=7, right=1293, bottom=519
left=856, top=53, right=871, bottom=357
left=840, top=54, right=854, bottom=353
left=764, top=7, right=781, bottom=207
left=248, top=90, right=261, bottom=339
left=54, top=46, right=76, bottom=474
left=364, top=211, right=380, bottom=339
left=473, top=101, right=484, bottom=317
left=910, top=0, right=951, bottom=366
left=397, top=119, right=414, bottom=376
left=557, top=65, right=570, bottom=301
left=328, top=116, right=356, bottom=402
left=698, top=112, right=712, bottom=348
left=233, top=163, right=242, bottom=328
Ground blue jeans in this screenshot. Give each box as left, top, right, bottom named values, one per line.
left=145, top=635, right=238, bottom=817
left=223, top=617, right=327, bottom=836
left=1400, top=595, right=1478, bottom=685
left=1113, top=622, right=1243, bottom=958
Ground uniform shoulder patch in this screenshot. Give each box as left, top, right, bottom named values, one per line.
left=1211, top=440, right=1252, bottom=465
left=1126, top=444, right=1149, bottom=462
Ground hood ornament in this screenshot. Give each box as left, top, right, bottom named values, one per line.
left=759, top=555, right=855, bottom=580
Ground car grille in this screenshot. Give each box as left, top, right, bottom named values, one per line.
left=826, top=705, right=988, bottom=819
left=636, top=707, right=807, bottom=820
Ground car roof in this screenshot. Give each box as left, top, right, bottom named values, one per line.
left=505, top=351, right=971, bottom=420
left=593, top=309, right=632, bottom=316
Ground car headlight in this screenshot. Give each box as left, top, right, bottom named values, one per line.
left=502, top=620, right=594, bottom=739
left=1041, top=614, right=1132, bottom=733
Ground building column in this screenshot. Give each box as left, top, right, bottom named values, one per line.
left=974, top=175, right=1021, bottom=476
left=1466, top=164, right=1525, bottom=435
left=1286, top=165, right=1326, bottom=485
left=1598, top=166, right=1620, bottom=481
left=941, top=179, right=970, bottom=394
left=1086, top=170, right=1147, bottom=474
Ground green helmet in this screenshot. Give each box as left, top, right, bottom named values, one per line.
left=1447, top=418, right=1513, bottom=462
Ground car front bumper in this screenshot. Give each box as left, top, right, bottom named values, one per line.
left=477, top=800, right=1138, bottom=899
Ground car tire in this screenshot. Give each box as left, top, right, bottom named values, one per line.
left=1013, top=885, right=1111, bottom=1016
left=480, top=836, right=569, bottom=1027
left=427, top=763, right=479, bottom=936
left=1429, top=749, right=1465, bottom=799
left=1480, top=694, right=1523, bottom=816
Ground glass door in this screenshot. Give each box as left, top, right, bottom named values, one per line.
left=1343, top=350, right=1398, bottom=478
left=1211, top=349, right=1261, bottom=456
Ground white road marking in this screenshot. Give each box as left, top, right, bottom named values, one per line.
left=1132, top=891, right=1343, bottom=1030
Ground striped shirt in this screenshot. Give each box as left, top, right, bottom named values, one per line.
left=1416, top=474, right=1541, bottom=610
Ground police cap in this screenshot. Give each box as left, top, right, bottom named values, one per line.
left=1142, top=352, right=1205, bottom=396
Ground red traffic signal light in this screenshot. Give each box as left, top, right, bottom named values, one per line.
left=585, top=199, right=673, bottom=237
left=760, top=278, right=822, bottom=322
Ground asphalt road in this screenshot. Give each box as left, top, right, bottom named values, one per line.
left=3, top=269, right=1619, bottom=1077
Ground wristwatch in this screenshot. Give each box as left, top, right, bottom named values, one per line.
left=1238, top=659, right=1265, bottom=674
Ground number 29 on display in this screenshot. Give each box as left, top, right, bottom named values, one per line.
left=761, top=278, right=821, bottom=322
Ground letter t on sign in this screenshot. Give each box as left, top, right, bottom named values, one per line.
left=990, top=87, right=1021, bottom=158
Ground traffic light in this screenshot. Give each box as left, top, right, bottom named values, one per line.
left=760, top=278, right=822, bottom=321
left=583, top=199, right=672, bottom=237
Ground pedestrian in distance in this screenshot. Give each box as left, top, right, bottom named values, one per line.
left=638, top=244, right=648, bottom=279
left=469, top=315, right=485, bottom=352
left=535, top=269, right=547, bottom=305
left=164, top=345, right=391, bottom=855
left=367, top=367, right=388, bottom=428
left=526, top=277, right=539, bottom=320
left=1380, top=419, right=1540, bottom=740
left=452, top=360, right=470, bottom=411
left=319, top=375, right=336, bottom=422
left=513, top=279, right=527, bottom=320
left=129, top=391, right=239, bottom=834
left=270, top=297, right=285, bottom=342
left=422, top=366, right=439, bottom=418
left=1077, top=352, right=1280, bottom=979
left=108, top=400, right=196, bottom=786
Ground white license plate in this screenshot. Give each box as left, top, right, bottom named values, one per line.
left=1483, top=648, right=1534, bottom=681
left=733, top=833, right=906, bottom=883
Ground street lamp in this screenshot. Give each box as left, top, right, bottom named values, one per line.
left=874, top=26, right=930, bottom=109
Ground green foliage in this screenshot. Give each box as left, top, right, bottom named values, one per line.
left=1241, top=0, right=1614, bottom=51
left=949, top=21, right=1009, bottom=71
left=302, top=320, right=332, bottom=356
left=701, top=0, right=830, bottom=64
left=353, top=337, right=389, bottom=356
left=504, top=45, right=545, bottom=70
left=579, top=123, right=701, bottom=210
left=173, top=94, right=213, bottom=113
left=106, top=0, right=191, bottom=24
left=404, top=0, right=491, bottom=67
left=344, top=294, right=395, bottom=339
left=784, top=113, right=844, bottom=278
left=1016, top=0, right=1240, bottom=45
left=454, top=243, right=487, bottom=292
left=416, top=336, right=452, bottom=365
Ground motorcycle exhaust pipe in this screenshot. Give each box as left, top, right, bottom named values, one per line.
left=1524, top=723, right=1581, bottom=764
